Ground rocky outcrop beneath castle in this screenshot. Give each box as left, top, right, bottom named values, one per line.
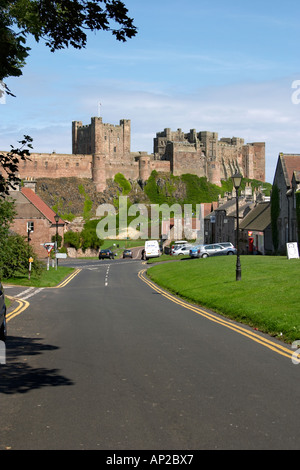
left=35, top=176, right=149, bottom=219
left=36, top=177, right=103, bottom=217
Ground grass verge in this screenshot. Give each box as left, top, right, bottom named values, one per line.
left=3, top=266, right=75, bottom=288
left=147, top=255, right=300, bottom=344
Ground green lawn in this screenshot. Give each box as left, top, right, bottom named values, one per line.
left=3, top=266, right=75, bottom=288
left=147, top=255, right=300, bottom=344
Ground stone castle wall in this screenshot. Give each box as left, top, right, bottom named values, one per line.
left=13, top=152, right=92, bottom=180
left=1, top=117, right=265, bottom=191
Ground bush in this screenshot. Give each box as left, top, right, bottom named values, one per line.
left=64, top=231, right=81, bottom=250
left=114, top=173, right=131, bottom=194
left=64, top=222, right=103, bottom=252
left=0, top=233, right=43, bottom=279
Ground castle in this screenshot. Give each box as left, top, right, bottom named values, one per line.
left=6, top=117, right=265, bottom=191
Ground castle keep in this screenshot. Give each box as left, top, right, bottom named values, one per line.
left=6, top=117, right=265, bottom=190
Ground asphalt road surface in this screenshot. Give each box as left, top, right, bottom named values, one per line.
left=1, top=257, right=300, bottom=450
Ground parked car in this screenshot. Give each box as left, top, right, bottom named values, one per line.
left=123, top=249, right=133, bottom=258
left=172, top=245, right=193, bottom=256
left=171, top=241, right=189, bottom=255
left=218, top=242, right=235, bottom=249
left=199, top=243, right=237, bottom=258
left=99, top=249, right=115, bottom=260
left=0, top=281, right=7, bottom=342
left=189, top=245, right=202, bottom=258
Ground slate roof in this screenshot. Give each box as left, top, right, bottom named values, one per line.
left=205, top=197, right=254, bottom=219
left=239, top=202, right=271, bottom=232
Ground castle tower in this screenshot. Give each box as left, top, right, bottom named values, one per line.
left=72, top=117, right=132, bottom=192
left=199, top=131, right=220, bottom=184
left=139, top=154, right=151, bottom=181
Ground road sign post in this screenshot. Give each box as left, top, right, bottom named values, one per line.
left=42, top=243, right=55, bottom=270
left=28, top=257, right=34, bottom=280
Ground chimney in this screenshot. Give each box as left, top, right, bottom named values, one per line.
left=23, top=177, right=37, bottom=193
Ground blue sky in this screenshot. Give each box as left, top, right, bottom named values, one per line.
left=2, top=0, right=300, bottom=183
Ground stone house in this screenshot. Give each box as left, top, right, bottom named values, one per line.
left=203, top=184, right=269, bottom=252
left=239, top=202, right=272, bottom=255
left=272, top=153, right=300, bottom=253
left=204, top=196, right=255, bottom=252
left=160, top=202, right=217, bottom=244
left=8, top=180, right=66, bottom=258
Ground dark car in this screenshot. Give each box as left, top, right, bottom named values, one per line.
left=0, top=281, right=7, bottom=343
left=99, top=249, right=115, bottom=260
left=123, top=249, right=133, bottom=258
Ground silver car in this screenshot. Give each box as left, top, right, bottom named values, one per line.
left=172, top=245, right=193, bottom=256
left=218, top=242, right=235, bottom=249
left=198, top=243, right=237, bottom=258
left=0, top=281, right=7, bottom=342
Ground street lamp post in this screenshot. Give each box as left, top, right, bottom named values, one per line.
left=54, top=213, right=59, bottom=270
left=27, top=223, right=32, bottom=280
left=286, top=189, right=293, bottom=243
left=231, top=172, right=242, bottom=281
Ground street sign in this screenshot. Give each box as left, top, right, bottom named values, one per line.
left=43, top=243, right=55, bottom=253
left=287, top=242, right=299, bottom=259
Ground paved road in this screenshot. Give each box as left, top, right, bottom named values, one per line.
left=1, top=258, right=300, bottom=450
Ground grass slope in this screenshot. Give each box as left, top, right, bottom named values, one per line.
left=147, top=256, right=300, bottom=343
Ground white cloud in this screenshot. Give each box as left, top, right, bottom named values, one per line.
left=1, top=75, right=300, bottom=184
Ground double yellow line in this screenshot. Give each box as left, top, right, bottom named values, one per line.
left=54, top=268, right=81, bottom=288
left=138, top=269, right=297, bottom=362
left=6, top=297, right=30, bottom=323
left=6, top=268, right=81, bottom=322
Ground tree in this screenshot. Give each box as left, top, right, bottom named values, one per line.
left=0, top=197, right=42, bottom=278
left=0, top=0, right=137, bottom=193
left=271, top=184, right=280, bottom=254
left=1, top=232, right=43, bottom=279
left=0, top=0, right=137, bottom=84
left=0, top=135, right=33, bottom=195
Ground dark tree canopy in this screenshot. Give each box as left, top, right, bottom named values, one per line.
left=0, top=135, right=33, bottom=195
left=0, top=0, right=137, bottom=82
left=0, top=0, right=137, bottom=193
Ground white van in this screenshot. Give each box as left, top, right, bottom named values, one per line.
left=144, top=240, right=161, bottom=260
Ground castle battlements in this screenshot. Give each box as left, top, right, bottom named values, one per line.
left=2, top=117, right=265, bottom=192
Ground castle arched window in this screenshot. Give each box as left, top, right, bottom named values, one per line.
left=114, top=147, right=117, bottom=153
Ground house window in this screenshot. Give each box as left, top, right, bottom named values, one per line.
left=27, top=221, right=34, bottom=232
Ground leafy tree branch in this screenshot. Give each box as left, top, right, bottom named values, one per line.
left=0, top=135, right=33, bottom=195
left=0, top=0, right=137, bottom=82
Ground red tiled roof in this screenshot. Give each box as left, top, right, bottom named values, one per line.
left=21, top=187, right=65, bottom=225
left=281, top=154, right=300, bottom=187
